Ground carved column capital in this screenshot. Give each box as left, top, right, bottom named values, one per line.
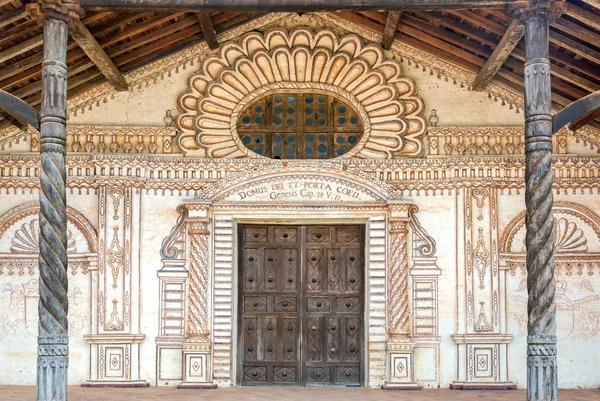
left=509, top=0, right=565, bottom=22
left=186, top=217, right=210, bottom=236
left=37, top=0, right=84, bottom=23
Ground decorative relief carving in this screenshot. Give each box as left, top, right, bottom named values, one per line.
left=108, top=188, right=124, bottom=221
left=106, top=299, right=124, bottom=331
left=427, top=126, right=570, bottom=157
left=186, top=219, right=211, bottom=340
left=160, top=205, right=189, bottom=260
left=500, top=202, right=600, bottom=276
left=177, top=28, right=426, bottom=159
left=107, top=227, right=124, bottom=289
left=388, top=220, right=409, bottom=337
left=10, top=219, right=76, bottom=254
left=407, top=205, right=436, bottom=257
left=473, top=228, right=490, bottom=290
left=471, top=189, right=488, bottom=221
left=474, top=302, right=492, bottom=332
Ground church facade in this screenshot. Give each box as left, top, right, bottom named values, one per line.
left=0, top=14, right=599, bottom=390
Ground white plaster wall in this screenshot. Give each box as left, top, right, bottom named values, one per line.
left=0, top=190, right=97, bottom=385
left=410, top=193, right=457, bottom=388
left=138, top=192, right=188, bottom=386
left=499, top=192, right=600, bottom=389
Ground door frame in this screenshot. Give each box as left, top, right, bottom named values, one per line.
left=235, top=222, right=367, bottom=387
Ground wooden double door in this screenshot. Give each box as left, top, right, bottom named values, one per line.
left=238, top=224, right=365, bottom=386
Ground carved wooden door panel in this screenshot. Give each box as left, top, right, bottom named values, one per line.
left=238, top=225, right=364, bottom=386
left=303, top=226, right=363, bottom=386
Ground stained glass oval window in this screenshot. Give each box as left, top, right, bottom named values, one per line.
left=237, top=93, right=363, bottom=159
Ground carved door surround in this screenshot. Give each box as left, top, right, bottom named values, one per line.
left=154, top=166, right=442, bottom=388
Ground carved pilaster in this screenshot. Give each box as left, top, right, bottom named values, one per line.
left=179, top=210, right=216, bottom=389
left=186, top=218, right=211, bottom=340
left=388, top=220, right=410, bottom=338
left=37, top=1, right=83, bottom=400
left=383, top=203, right=421, bottom=390
left=512, top=1, right=561, bottom=399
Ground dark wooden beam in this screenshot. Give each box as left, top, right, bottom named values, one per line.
left=68, top=19, right=129, bottom=91
left=79, top=0, right=513, bottom=12
left=472, top=19, right=524, bottom=91
left=0, top=5, right=27, bottom=30
left=196, top=13, right=219, bottom=50
left=0, top=89, right=39, bottom=130
left=554, top=90, right=600, bottom=133
left=381, top=11, right=402, bottom=50
left=0, top=34, right=43, bottom=64
left=565, top=3, right=600, bottom=31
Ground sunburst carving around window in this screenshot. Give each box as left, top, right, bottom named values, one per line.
left=237, top=93, right=363, bottom=159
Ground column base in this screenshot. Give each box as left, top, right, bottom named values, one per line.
left=82, top=380, right=149, bottom=388
left=381, top=382, right=422, bottom=390
left=177, top=382, right=218, bottom=389
left=450, top=381, right=517, bottom=390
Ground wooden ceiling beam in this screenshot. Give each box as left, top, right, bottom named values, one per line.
left=0, top=46, right=83, bottom=89
left=381, top=11, right=402, bottom=50
left=565, top=3, right=600, bottom=31
left=446, top=10, right=506, bottom=35
left=472, top=19, right=523, bottom=91
left=0, top=5, right=27, bottom=30
left=98, top=12, right=186, bottom=47
left=553, top=18, right=600, bottom=48
left=549, top=30, right=600, bottom=66
left=107, top=15, right=198, bottom=58
left=79, top=0, right=514, bottom=12
left=196, top=13, right=219, bottom=50
left=69, top=19, right=129, bottom=91
left=113, top=24, right=202, bottom=66
left=92, top=12, right=154, bottom=39
left=0, top=34, right=43, bottom=64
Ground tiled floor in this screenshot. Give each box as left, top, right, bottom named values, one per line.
left=1, top=386, right=599, bottom=401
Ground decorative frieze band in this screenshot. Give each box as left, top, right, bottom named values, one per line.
left=1, top=155, right=599, bottom=195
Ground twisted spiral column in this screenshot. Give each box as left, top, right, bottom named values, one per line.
left=388, top=220, right=410, bottom=337
left=518, top=2, right=558, bottom=399
left=37, top=2, right=83, bottom=400
left=186, top=219, right=210, bottom=339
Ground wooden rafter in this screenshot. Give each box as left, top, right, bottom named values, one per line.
left=69, top=19, right=129, bottom=91
left=565, top=2, right=600, bottom=31
left=0, top=34, right=43, bottom=64
left=381, top=11, right=402, bottom=50
left=196, top=13, right=219, bottom=50
left=0, top=5, right=27, bottom=30
left=472, top=19, right=523, bottom=91
left=79, top=0, right=514, bottom=12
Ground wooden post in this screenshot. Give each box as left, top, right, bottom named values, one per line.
left=36, top=1, right=83, bottom=401
left=511, top=1, right=563, bottom=400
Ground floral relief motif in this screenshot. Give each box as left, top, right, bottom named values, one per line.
left=177, top=28, right=426, bottom=159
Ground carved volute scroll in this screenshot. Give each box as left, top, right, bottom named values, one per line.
left=177, top=28, right=426, bottom=159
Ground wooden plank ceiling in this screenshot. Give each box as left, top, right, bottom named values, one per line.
left=0, top=0, right=598, bottom=130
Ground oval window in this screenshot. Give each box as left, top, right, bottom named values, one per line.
left=237, top=93, right=363, bottom=159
